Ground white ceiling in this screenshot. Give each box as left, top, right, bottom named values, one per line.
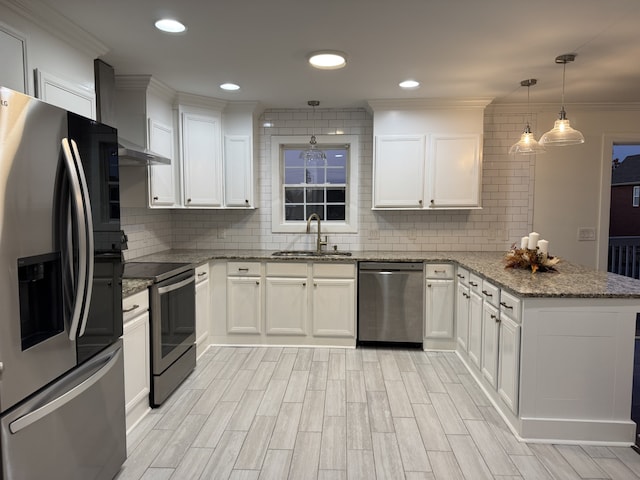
left=34, top=0, right=640, bottom=109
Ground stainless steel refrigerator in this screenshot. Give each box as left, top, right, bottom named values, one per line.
left=0, top=87, right=126, bottom=479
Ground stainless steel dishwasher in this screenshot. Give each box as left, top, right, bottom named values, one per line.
left=358, top=262, right=424, bottom=345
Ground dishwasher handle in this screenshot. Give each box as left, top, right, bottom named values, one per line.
left=359, top=262, right=423, bottom=272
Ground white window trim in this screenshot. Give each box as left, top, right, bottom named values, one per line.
left=271, top=135, right=359, bottom=233
left=633, top=185, right=640, bottom=207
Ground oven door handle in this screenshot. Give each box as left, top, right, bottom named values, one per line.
left=157, top=275, right=195, bottom=294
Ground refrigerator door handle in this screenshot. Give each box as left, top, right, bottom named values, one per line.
left=61, top=138, right=88, bottom=341
left=69, top=139, right=94, bottom=337
left=8, top=346, right=122, bottom=434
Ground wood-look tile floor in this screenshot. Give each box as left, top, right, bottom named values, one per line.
left=115, top=346, right=640, bottom=480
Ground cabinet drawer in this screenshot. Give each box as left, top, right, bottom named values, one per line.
left=227, top=261, right=261, bottom=276
left=312, top=262, right=355, bottom=278
left=456, top=267, right=469, bottom=285
left=123, top=290, right=149, bottom=323
left=481, top=280, right=500, bottom=308
left=425, top=263, right=453, bottom=279
left=468, top=273, right=482, bottom=294
left=499, top=290, right=521, bottom=323
left=266, top=262, right=307, bottom=277
left=195, top=263, right=209, bottom=283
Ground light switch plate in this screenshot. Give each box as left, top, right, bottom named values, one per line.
left=577, top=227, right=596, bottom=241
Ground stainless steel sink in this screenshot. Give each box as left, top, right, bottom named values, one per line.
left=272, top=250, right=352, bottom=257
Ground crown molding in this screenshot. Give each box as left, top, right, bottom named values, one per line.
left=175, top=92, right=228, bottom=111
left=1, top=0, right=108, bottom=57
left=487, top=102, right=640, bottom=113
left=366, top=97, right=494, bottom=113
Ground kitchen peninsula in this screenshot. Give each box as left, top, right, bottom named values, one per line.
left=123, top=249, right=640, bottom=446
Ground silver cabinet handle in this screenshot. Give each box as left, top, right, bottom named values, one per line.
left=123, top=304, right=140, bottom=313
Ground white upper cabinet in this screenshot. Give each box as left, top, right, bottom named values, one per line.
left=148, top=118, right=176, bottom=206
left=368, top=98, right=489, bottom=210
left=224, top=135, right=253, bottom=207
left=373, top=135, right=425, bottom=208
left=181, top=111, right=223, bottom=207
left=428, top=134, right=481, bottom=208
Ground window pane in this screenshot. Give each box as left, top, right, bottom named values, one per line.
left=326, top=150, right=347, bottom=167
left=327, top=188, right=345, bottom=203
left=305, top=167, right=325, bottom=184
left=285, top=168, right=305, bottom=184
left=285, top=188, right=304, bottom=204
left=327, top=205, right=345, bottom=220
left=285, top=205, right=305, bottom=220
left=284, top=150, right=305, bottom=167
left=327, top=168, right=346, bottom=184
left=306, top=205, right=324, bottom=220
left=307, top=188, right=325, bottom=203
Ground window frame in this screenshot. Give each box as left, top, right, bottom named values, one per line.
left=633, top=185, right=640, bottom=207
left=271, top=135, right=359, bottom=233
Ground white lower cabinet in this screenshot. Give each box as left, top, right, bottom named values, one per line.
left=265, top=263, right=308, bottom=336
left=312, top=278, right=355, bottom=338
left=497, top=313, right=520, bottom=414
left=424, top=264, right=455, bottom=349
left=227, top=262, right=262, bottom=334
left=195, top=263, right=210, bottom=357
left=481, top=301, right=500, bottom=388
left=122, top=289, right=150, bottom=432
left=456, top=267, right=470, bottom=353
left=467, top=289, right=483, bottom=368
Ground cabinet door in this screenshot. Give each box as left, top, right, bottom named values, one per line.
left=428, top=134, right=481, bottom=208
left=425, top=279, right=454, bottom=338
left=122, top=310, right=150, bottom=425
left=481, top=301, right=500, bottom=388
left=456, top=283, right=470, bottom=351
left=312, top=278, right=355, bottom=337
left=373, top=135, right=425, bottom=208
left=468, top=290, right=483, bottom=368
left=195, top=276, right=210, bottom=356
left=224, top=135, right=253, bottom=207
left=227, top=277, right=261, bottom=334
left=148, top=119, right=177, bottom=207
left=265, top=277, right=307, bottom=335
left=498, top=314, right=521, bottom=414
left=182, top=112, right=222, bottom=207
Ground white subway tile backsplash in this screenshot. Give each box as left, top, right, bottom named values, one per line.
left=121, top=107, right=536, bottom=259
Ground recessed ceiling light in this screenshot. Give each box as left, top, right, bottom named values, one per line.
left=220, top=83, right=240, bottom=91
left=399, top=80, right=420, bottom=89
left=308, top=51, right=347, bottom=70
left=154, top=18, right=187, bottom=33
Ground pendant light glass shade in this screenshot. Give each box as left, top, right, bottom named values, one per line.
left=539, top=54, right=584, bottom=147
left=539, top=107, right=584, bottom=146
left=509, top=124, right=546, bottom=155
left=509, top=79, right=545, bottom=155
left=300, top=100, right=327, bottom=166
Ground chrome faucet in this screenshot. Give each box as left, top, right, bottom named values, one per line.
left=306, top=213, right=327, bottom=253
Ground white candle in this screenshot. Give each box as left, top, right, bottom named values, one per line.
left=538, top=239, right=549, bottom=255
left=527, top=232, right=540, bottom=250
left=520, top=236, right=529, bottom=249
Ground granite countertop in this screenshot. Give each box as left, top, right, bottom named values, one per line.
left=121, top=249, right=640, bottom=299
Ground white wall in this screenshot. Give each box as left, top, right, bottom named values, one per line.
left=530, top=106, right=640, bottom=268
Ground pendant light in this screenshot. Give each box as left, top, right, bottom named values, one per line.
left=539, top=53, right=584, bottom=147
left=509, top=79, right=546, bottom=155
left=299, top=100, right=327, bottom=166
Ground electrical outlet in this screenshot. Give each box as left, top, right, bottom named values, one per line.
left=369, top=229, right=380, bottom=240
left=577, top=227, right=596, bottom=241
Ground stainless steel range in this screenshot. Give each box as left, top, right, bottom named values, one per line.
left=123, top=262, right=196, bottom=407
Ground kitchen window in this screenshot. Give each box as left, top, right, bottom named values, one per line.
left=271, top=135, right=359, bottom=233
left=634, top=186, right=640, bottom=207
